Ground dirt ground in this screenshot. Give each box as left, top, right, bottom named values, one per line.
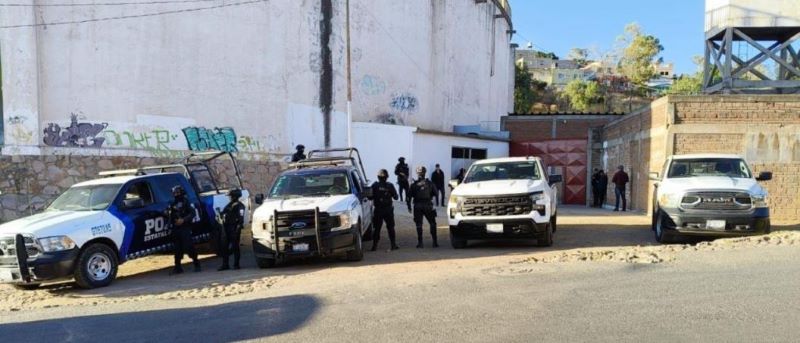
left=1, top=204, right=798, bottom=313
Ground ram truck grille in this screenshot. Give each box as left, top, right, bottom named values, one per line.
left=681, top=192, right=752, bottom=211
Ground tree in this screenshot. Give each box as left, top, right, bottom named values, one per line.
left=666, top=75, right=702, bottom=95
left=514, top=64, right=537, bottom=113
left=562, top=80, right=603, bottom=112
left=617, top=23, right=664, bottom=87
left=568, top=48, right=590, bottom=67
left=535, top=51, right=559, bottom=60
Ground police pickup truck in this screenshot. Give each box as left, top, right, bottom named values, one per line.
left=447, top=157, right=562, bottom=248
left=251, top=148, right=372, bottom=267
left=650, top=154, right=771, bottom=243
left=0, top=152, right=250, bottom=289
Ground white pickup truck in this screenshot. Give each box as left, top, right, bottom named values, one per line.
left=650, top=154, right=772, bottom=243
left=447, top=157, right=562, bottom=248
left=250, top=148, right=372, bottom=267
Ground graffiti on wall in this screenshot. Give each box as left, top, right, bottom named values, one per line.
left=43, top=114, right=108, bottom=148
left=359, top=75, right=386, bottom=96
left=390, top=93, right=418, bottom=113
left=182, top=126, right=238, bottom=153
left=5, top=115, right=34, bottom=145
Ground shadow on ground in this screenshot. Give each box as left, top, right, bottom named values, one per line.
left=0, top=295, right=320, bottom=341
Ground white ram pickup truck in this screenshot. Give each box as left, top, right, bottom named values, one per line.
left=447, top=157, right=562, bottom=249
left=250, top=148, right=372, bottom=268
left=650, top=154, right=772, bottom=243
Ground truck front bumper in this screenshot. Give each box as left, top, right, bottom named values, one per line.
left=661, top=208, right=770, bottom=236
left=252, top=228, right=356, bottom=260
left=0, top=248, right=79, bottom=284
left=450, top=219, right=546, bottom=240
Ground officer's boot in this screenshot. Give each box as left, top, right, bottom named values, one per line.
left=431, top=228, right=439, bottom=248
left=370, top=239, right=379, bottom=252
left=416, top=226, right=424, bottom=248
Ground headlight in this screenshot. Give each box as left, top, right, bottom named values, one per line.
left=530, top=192, right=546, bottom=203
left=38, top=236, right=76, bottom=252
left=252, top=216, right=274, bottom=240
left=448, top=196, right=465, bottom=218
left=658, top=193, right=682, bottom=208
left=331, top=211, right=353, bottom=231
left=752, top=194, right=768, bottom=208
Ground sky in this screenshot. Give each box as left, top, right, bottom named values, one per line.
left=508, top=0, right=706, bottom=75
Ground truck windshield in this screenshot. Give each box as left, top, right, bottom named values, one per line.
left=48, top=184, right=123, bottom=211
left=464, top=161, right=540, bottom=183
left=668, top=158, right=752, bottom=178
left=269, top=171, right=351, bottom=198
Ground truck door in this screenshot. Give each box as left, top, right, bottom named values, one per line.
left=351, top=171, right=372, bottom=230
left=118, top=180, right=170, bottom=257
left=153, top=175, right=208, bottom=240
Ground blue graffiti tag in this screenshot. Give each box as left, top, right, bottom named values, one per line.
left=182, top=127, right=238, bottom=153
left=390, top=94, right=418, bottom=112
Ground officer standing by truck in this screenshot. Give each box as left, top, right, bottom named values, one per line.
left=407, top=166, right=439, bottom=248
left=218, top=189, right=246, bottom=271
left=167, top=185, right=201, bottom=274
left=369, top=169, right=400, bottom=251
left=395, top=157, right=410, bottom=201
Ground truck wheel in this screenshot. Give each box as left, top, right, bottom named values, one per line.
left=551, top=215, right=558, bottom=233
left=74, top=243, right=118, bottom=289
left=346, top=223, right=364, bottom=261
left=255, top=257, right=276, bottom=269
left=654, top=210, right=673, bottom=244
left=537, top=222, right=554, bottom=247
left=14, top=283, right=41, bottom=291
left=450, top=232, right=467, bottom=249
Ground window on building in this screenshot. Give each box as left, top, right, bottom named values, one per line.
left=451, top=147, right=466, bottom=159
left=471, top=149, right=487, bottom=159
left=452, top=147, right=487, bottom=160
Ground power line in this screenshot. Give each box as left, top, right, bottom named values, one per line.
left=1, top=0, right=266, bottom=29
left=0, top=0, right=220, bottom=7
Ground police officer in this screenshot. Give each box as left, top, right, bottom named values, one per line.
left=394, top=157, right=410, bottom=201
left=218, top=189, right=246, bottom=271
left=407, top=166, right=438, bottom=248
left=167, top=185, right=201, bottom=274
left=291, top=144, right=306, bottom=162
left=369, top=169, right=399, bottom=251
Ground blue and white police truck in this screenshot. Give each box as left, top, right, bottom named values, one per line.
left=0, top=152, right=250, bottom=289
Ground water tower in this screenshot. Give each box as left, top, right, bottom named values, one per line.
left=704, top=0, right=800, bottom=93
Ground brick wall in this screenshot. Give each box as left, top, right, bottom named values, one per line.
left=0, top=154, right=282, bottom=222
left=503, top=115, right=617, bottom=141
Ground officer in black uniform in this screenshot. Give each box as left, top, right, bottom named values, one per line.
left=218, top=189, right=246, bottom=271
left=166, top=185, right=201, bottom=274
left=369, top=169, right=399, bottom=251
left=394, top=157, right=410, bottom=201
left=407, top=166, right=438, bottom=248
left=291, top=144, right=306, bottom=162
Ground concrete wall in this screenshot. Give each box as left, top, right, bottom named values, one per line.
left=591, top=94, right=800, bottom=223
left=1, top=0, right=514, bottom=159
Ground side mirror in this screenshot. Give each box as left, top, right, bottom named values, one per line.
left=448, top=180, right=459, bottom=190
left=254, top=194, right=265, bottom=205
left=756, top=171, right=772, bottom=181
left=362, top=186, right=374, bottom=198
left=548, top=175, right=563, bottom=185
left=648, top=172, right=661, bottom=181
left=122, top=198, right=145, bottom=209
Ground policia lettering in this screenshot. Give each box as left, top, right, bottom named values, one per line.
left=218, top=189, right=246, bottom=271
left=369, top=169, right=399, bottom=251
left=166, top=185, right=201, bottom=274
left=406, top=166, right=438, bottom=248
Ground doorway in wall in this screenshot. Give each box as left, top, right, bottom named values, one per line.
left=510, top=139, right=588, bottom=205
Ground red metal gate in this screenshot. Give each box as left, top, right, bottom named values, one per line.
left=510, top=139, right=588, bottom=205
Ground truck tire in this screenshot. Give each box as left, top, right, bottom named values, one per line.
left=537, top=221, right=554, bottom=247
left=255, top=257, right=276, bottom=269
left=450, top=232, right=467, bottom=249
left=74, top=243, right=118, bottom=289
left=551, top=215, right=558, bottom=233
left=654, top=210, right=674, bottom=244
left=346, top=222, right=364, bottom=261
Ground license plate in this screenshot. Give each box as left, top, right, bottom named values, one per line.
left=293, top=243, right=310, bottom=252
left=706, top=220, right=726, bottom=230
left=0, top=269, right=14, bottom=282
left=486, top=223, right=504, bottom=233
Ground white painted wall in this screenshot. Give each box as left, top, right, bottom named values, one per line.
left=1, top=0, right=514, bottom=160
left=411, top=131, right=508, bottom=184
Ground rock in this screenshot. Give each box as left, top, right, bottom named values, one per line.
left=1, top=196, right=17, bottom=209
left=67, top=168, right=81, bottom=176
left=58, top=177, right=75, bottom=188
left=98, top=159, right=114, bottom=170
left=43, top=185, right=60, bottom=195
left=47, top=166, right=65, bottom=180
left=32, top=160, right=46, bottom=173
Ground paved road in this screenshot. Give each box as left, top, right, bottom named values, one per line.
left=1, top=206, right=798, bottom=342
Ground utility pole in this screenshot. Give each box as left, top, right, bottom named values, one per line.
left=345, top=0, right=353, bottom=147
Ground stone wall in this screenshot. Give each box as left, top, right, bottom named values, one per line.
left=0, top=154, right=282, bottom=222
left=591, top=94, right=800, bottom=223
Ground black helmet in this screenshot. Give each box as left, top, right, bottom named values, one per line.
left=228, top=189, right=242, bottom=199
left=296, top=144, right=305, bottom=151
left=398, top=157, right=405, bottom=162
left=416, top=166, right=426, bottom=174
left=171, top=185, right=186, bottom=197
left=378, top=169, right=389, bottom=179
